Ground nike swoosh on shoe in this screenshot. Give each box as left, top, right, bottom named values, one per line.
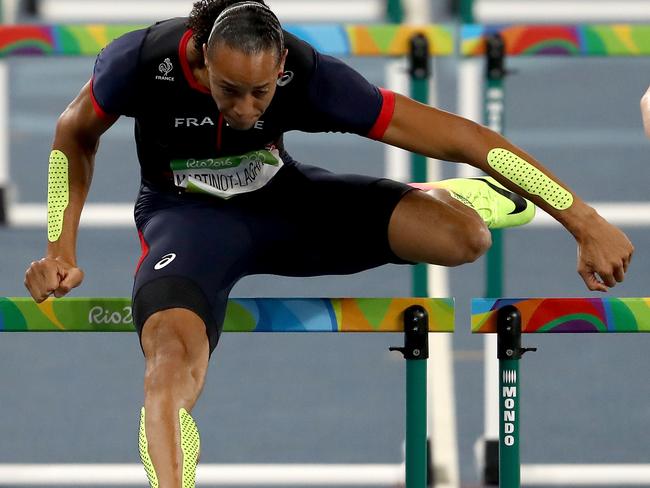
left=471, top=177, right=528, bottom=215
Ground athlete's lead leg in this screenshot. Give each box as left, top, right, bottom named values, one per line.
left=389, top=187, right=492, bottom=266
left=140, top=308, right=209, bottom=488
left=389, top=176, right=536, bottom=265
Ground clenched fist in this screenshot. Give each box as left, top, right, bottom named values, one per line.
left=24, top=257, right=84, bottom=302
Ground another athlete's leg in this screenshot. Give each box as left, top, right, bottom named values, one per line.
left=388, top=187, right=492, bottom=266
left=140, top=308, right=209, bottom=488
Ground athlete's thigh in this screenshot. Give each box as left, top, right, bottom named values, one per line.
left=133, top=194, right=255, bottom=354
left=250, top=162, right=414, bottom=277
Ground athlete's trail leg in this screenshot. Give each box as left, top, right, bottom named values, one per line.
left=141, top=308, right=209, bottom=487
left=389, top=188, right=492, bottom=265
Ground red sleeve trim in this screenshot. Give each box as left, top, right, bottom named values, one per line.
left=89, top=78, right=112, bottom=120
left=367, top=88, right=395, bottom=140
left=179, top=29, right=211, bottom=94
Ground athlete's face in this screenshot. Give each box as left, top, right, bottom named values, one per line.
left=204, top=43, right=286, bottom=130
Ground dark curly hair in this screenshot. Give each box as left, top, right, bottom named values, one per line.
left=187, top=0, right=284, bottom=63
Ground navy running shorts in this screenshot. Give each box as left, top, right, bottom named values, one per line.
left=131, top=161, right=414, bottom=355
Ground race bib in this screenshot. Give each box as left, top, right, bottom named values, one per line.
left=171, top=147, right=284, bottom=199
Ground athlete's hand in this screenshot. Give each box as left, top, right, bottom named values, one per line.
left=575, top=215, right=634, bottom=292
left=24, top=257, right=84, bottom=302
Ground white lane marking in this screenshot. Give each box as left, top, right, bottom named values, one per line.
left=428, top=265, right=460, bottom=488
left=0, top=463, right=405, bottom=485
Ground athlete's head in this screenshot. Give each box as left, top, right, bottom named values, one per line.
left=188, top=0, right=287, bottom=130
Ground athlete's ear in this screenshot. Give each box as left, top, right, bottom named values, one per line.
left=202, top=43, right=209, bottom=67
left=277, top=48, right=288, bottom=75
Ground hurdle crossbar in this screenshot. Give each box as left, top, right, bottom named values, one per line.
left=0, top=297, right=454, bottom=333
left=472, top=298, right=650, bottom=487
left=472, top=298, right=650, bottom=334
left=461, top=24, right=650, bottom=57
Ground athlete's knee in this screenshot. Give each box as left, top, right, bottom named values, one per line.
left=442, top=219, right=491, bottom=266
left=460, top=220, right=492, bottom=263
left=417, top=186, right=491, bottom=261
left=142, top=309, right=209, bottom=398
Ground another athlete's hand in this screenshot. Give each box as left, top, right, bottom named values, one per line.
left=24, top=257, right=84, bottom=302
left=575, top=214, right=634, bottom=292
left=641, top=86, right=650, bottom=139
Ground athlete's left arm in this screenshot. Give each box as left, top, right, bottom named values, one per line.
left=381, top=92, right=634, bottom=291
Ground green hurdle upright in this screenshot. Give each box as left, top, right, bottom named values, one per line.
left=0, top=296, right=454, bottom=488
left=472, top=297, right=650, bottom=488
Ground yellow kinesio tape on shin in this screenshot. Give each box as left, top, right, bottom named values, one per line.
left=487, top=148, right=574, bottom=210
left=179, top=408, right=200, bottom=488
left=138, top=408, right=159, bottom=488
left=47, top=150, right=69, bottom=242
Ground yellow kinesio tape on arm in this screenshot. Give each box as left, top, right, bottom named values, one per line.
left=47, top=150, right=69, bottom=242
left=179, top=408, right=200, bottom=488
left=138, top=408, right=159, bottom=488
left=487, top=148, right=574, bottom=210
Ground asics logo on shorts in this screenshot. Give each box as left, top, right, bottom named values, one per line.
left=154, top=253, right=176, bottom=270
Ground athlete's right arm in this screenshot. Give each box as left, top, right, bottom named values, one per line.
left=24, top=81, right=118, bottom=302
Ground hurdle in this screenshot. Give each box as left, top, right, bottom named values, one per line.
left=456, top=23, right=650, bottom=484
left=0, top=296, right=454, bottom=486
left=0, top=19, right=460, bottom=486
left=472, top=297, right=650, bottom=487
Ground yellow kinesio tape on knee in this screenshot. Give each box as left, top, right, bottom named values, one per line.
left=179, top=408, right=200, bottom=488
left=138, top=408, right=159, bottom=488
left=487, top=148, right=574, bottom=210
left=47, top=150, right=69, bottom=242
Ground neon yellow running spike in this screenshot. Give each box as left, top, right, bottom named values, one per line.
left=179, top=408, right=200, bottom=488
left=139, top=408, right=159, bottom=488
left=47, top=150, right=69, bottom=242
left=413, top=177, right=536, bottom=229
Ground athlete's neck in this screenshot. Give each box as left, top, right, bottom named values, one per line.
left=186, top=36, right=210, bottom=90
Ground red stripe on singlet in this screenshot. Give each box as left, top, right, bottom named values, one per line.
left=135, top=230, right=149, bottom=275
